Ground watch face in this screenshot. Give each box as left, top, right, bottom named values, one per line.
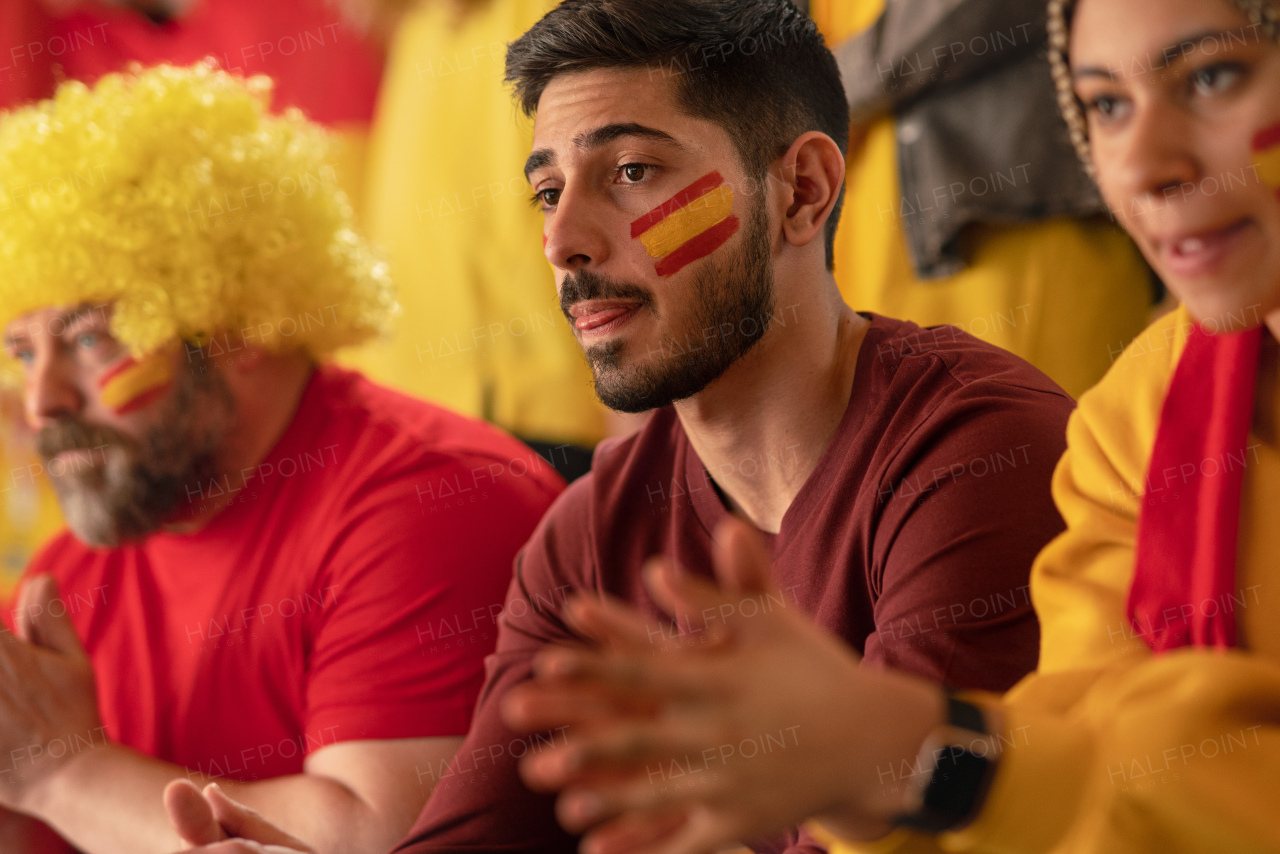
left=895, top=746, right=994, bottom=834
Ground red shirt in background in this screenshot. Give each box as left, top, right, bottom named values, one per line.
left=395, top=314, right=1075, bottom=854
left=17, top=366, right=563, bottom=785
left=0, top=2, right=55, bottom=111
left=6, top=0, right=382, bottom=124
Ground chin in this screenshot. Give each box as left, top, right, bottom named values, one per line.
left=1176, top=285, right=1273, bottom=334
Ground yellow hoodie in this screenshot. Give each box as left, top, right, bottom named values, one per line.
left=827, top=306, right=1280, bottom=853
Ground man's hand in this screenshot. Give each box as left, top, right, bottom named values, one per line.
left=0, top=575, right=106, bottom=812
left=501, top=518, right=947, bottom=854
left=163, top=780, right=312, bottom=854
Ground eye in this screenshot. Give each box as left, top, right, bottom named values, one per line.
left=1081, top=92, right=1131, bottom=124
left=8, top=347, right=33, bottom=366
left=76, top=332, right=100, bottom=349
left=531, top=187, right=562, bottom=210
left=1190, top=63, right=1244, bottom=96
left=619, top=163, right=650, bottom=183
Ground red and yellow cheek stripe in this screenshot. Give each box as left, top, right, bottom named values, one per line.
left=1252, top=122, right=1280, bottom=198
left=97, top=352, right=175, bottom=415
left=631, top=171, right=740, bottom=277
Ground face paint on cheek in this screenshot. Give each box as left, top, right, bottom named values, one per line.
left=1252, top=122, right=1280, bottom=199
left=97, top=352, right=175, bottom=415
left=631, top=171, right=741, bottom=277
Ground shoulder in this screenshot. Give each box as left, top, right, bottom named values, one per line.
left=1027, top=309, right=1193, bottom=671
left=860, top=315, right=1075, bottom=459
left=26, top=529, right=88, bottom=578
left=865, top=313, right=1072, bottom=403
left=305, top=366, right=565, bottom=508
left=518, top=409, right=684, bottom=577
left=577, top=408, right=683, bottom=512
left=1067, top=306, right=1192, bottom=493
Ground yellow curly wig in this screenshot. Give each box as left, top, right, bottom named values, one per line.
left=0, top=61, right=396, bottom=370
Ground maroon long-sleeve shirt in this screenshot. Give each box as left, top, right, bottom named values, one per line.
left=396, top=313, right=1075, bottom=853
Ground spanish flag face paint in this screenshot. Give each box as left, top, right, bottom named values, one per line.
left=97, top=352, right=175, bottom=415
left=1252, top=122, right=1280, bottom=200
left=631, top=171, right=741, bottom=277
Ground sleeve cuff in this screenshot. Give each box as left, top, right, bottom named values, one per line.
left=306, top=697, right=476, bottom=751
left=939, top=704, right=1093, bottom=853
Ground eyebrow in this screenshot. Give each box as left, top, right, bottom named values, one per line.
left=524, top=122, right=683, bottom=180
left=3, top=304, right=105, bottom=348
left=1072, top=28, right=1250, bottom=81
left=58, top=305, right=107, bottom=331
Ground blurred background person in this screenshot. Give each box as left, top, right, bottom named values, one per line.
left=339, top=0, right=613, bottom=481
left=810, top=0, right=1156, bottom=398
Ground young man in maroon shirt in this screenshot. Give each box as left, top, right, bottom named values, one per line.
left=169, top=1, right=1075, bottom=852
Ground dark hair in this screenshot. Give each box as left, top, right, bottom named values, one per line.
left=506, top=0, right=850, bottom=270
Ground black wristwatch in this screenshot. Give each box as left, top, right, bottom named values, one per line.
left=892, top=695, right=999, bottom=834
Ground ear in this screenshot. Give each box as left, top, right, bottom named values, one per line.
left=772, top=131, right=846, bottom=254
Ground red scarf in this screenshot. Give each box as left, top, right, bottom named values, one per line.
left=1128, top=323, right=1262, bottom=652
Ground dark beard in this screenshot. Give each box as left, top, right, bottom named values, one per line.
left=559, top=201, right=776, bottom=413
left=35, top=361, right=233, bottom=548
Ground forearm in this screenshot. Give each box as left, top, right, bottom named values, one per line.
left=22, top=744, right=400, bottom=854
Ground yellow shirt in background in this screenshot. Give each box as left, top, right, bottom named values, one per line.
left=808, top=0, right=1153, bottom=399
left=830, top=307, right=1280, bottom=853
left=342, top=0, right=605, bottom=447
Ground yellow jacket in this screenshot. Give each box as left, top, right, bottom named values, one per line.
left=828, top=307, right=1280, bottom=853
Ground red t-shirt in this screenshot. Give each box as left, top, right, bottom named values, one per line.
left=395, top=314, right=1075, bottom=854
left=17, top=366, right=563, bottom=783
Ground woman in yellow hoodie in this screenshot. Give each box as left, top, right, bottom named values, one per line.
left=495, top=1, right=1280, bottom=852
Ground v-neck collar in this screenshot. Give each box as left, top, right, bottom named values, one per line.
left=682, top=313, right=882, bottom=555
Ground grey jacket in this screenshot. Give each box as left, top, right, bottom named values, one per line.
left=828, top=0, right=1104, bottom=279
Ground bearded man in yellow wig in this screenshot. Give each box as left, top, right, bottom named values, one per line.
left=0, top=63, right=563, bottom=854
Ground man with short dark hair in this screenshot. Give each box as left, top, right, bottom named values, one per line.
left=170, top=2, right=1073, bottom=852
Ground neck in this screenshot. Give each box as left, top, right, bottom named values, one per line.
left=673, top=278, right=868, bottom=534
left=164, top=353, right=315, bottom=532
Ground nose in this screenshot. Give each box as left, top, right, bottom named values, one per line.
left=544, top=185, right=612, bottom=273
left=1107, top=100, right=1199, bottom=210
left=24, top=350, right=83, bottom=430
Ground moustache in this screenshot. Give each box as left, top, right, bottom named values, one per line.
left=35, top=418, right=130, bottom=460
left=559, top=270, right=654, bottom=320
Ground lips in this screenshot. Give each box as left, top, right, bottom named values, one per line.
left=569, top=301, right=642, bottom=334
left=1157, top=219, right=1253, bottom=278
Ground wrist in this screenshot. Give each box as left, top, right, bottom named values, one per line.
left=815, top=672, right=947, bottom=842
left=892, top=694, right=1003, bottom=834
left=17, top=732, right=114, bottom=819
